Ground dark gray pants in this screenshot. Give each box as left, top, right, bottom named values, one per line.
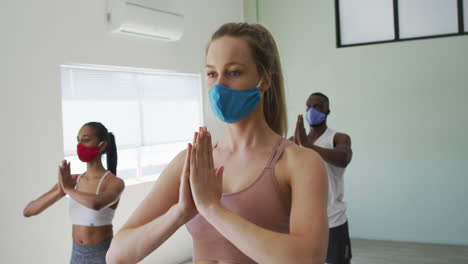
left=70, top=237, right=112, bottom=264
left=326, top=221, right=352, bottom=264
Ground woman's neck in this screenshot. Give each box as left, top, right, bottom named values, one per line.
left=220, top=103, right=279, bottom=151
left=86, top=157, right=107, bottom=178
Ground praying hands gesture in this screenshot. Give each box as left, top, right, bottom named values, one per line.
left=58, top=160, right=76, bottom=192
left=176, top=132, right=198, bottom=221
left=294, top=114, right=310, bottom=147
left=189, top=127, right=224, bottom=217
left=176, top=127, right=224, bottom=220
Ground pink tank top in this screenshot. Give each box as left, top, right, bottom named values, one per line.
left=186, top=138, right=292, bottom=264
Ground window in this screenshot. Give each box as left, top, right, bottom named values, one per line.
left=338, top=0, right=395, bottom=46
left=335, top=0, right=468, bottom=47
left=464, top=0, right=468, bottom=32
left=61, top=64, right=202, bottom=185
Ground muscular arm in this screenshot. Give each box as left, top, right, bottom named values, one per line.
left=106, top=149, right=191, bottom=264
left=64, top=177, right=124, bottom=210
left=304, top=133, right=352, bottom=168
left=200, top=146, right=329, bottom=264
left=23, top=183, right=65, bottom=217
left=293, top=115, right=352, bottom=168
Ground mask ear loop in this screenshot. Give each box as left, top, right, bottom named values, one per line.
left=97, top=141, right=104, bottom=153
left=257, top=73, right=270, bottom=92
left=256, top=78, right=263, bottom=89
left=257, top=78, right=264, bottom=96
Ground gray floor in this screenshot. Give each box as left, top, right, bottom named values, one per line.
left=181, top=239, right=468, bottom=264
left=351, top=239, right=468, bottom=264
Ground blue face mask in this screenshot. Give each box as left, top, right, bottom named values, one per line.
left=208, top=80, right=263, bottom=123
left=305, top=107, right=327, bottom=126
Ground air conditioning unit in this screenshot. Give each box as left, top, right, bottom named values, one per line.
left=107, top=0, right=184, bottom=41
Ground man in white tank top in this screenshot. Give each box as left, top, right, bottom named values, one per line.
left=290, top=92, right=353, bottom=264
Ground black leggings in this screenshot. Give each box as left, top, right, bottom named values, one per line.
left=326, top=221, right=352, bottom=264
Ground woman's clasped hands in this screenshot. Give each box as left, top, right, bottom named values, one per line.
left=177, top=127, right=224, bottom=221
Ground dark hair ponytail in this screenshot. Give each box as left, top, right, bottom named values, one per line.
left=83, top=122, right=118, bottom=175
left=106, top=132, right=117, bottom=175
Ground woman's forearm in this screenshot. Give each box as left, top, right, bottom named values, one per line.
left=23, top=184, right=64, bottom=217
left=203, top=203, right=325, bottom=264
left=106, top=205, right=188, bottom=264
left=64, top=188, right=102, bottom=210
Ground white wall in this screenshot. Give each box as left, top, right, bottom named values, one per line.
left=1, top=0, right=241, bottom=263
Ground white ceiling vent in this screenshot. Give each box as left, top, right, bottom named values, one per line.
left=107, top=0, right=184, bottom=41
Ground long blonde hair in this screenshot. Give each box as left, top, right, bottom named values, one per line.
left=208, top=22, right=288, bottom=137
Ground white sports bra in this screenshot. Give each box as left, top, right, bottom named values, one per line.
left=69, top=171, right=116, bottom=227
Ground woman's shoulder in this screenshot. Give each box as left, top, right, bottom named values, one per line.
left=280, top=141, right=325, bottom=177
left=107, top=172, right=125, bottom=185
left=276, top=142, right=327, bottom=194
left=99, top=171, right=125, bottom=192
left=283, top=141, right=322, bottom=164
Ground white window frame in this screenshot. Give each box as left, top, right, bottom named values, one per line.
left=335, top=0, right=468, bottom=48
left=60, top=64, right=203, bottom=185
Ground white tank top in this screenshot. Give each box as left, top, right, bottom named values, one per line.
left=69, top=171, right=116, bottom=226
left=313, top=128, right=347, bottom=228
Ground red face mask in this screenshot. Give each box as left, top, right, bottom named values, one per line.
left=77, top=142, right=103, bottom=162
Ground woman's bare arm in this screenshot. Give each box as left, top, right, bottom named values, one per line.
left=23, top=183, right=65, bottom=217
left=63, top=177, right=124, bottom=210
left=24, top=170, right=79, bottom=217
left=58, top=161, right=124, bottom=210
left=106, top=142, right=198, bottom=264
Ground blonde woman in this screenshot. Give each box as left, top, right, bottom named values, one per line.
left=107, top=23, right=328, bottom=264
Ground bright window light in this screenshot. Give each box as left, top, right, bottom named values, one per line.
left=60, top=64, right=202, bottom=185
